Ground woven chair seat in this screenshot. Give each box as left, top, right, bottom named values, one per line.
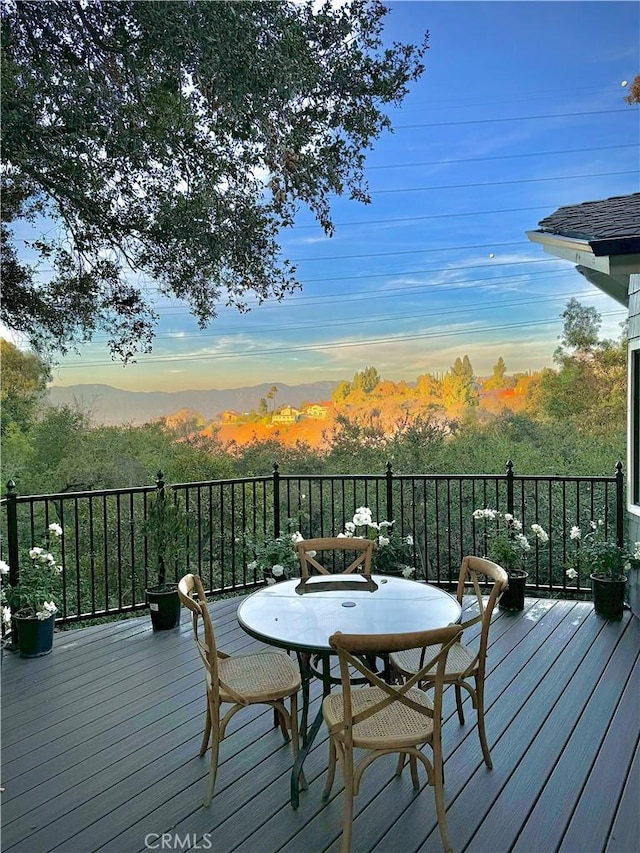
left=323, top=686, right=434, bottom=749
left=391, top=639, right=476, bottom=680
left=218, top=652, right=301, bottom=701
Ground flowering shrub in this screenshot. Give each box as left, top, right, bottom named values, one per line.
left=340, top=506, right=415, bottom=577
left=1, top=523, right=63, bottom=622
left=472, top=508, right=548, bottom=577
left=245, top=525, right=305, bottom=584
left=565, top=519, right=640, bottom=583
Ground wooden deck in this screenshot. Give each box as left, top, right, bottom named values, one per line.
left=2, top=594, right=639, bottom=853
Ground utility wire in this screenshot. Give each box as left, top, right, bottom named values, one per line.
left=56, top=311, right=625, bottom=369
left=369, top=170, right=637, bottom=196
left=394, top=108, right=631, bottom=129
left=365, top=143, right=636, bottom=171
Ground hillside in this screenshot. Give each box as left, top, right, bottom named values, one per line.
left=47, top=381, right=340, bottom=425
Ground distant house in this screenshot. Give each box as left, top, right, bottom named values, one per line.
left=526, top=192, right=640, bottom=615
left=272, top=405, right=300, bottom=424
left=219, top=410, right=241, bottom=423
left=302, top=403, right=331, bottom=420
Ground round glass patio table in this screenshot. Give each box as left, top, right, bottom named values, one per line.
left=237, top=574, right=461, bottom=807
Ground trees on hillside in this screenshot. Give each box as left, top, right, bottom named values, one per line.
left=2, top=0, right=427, bottom=362
left=0, top=339, right=50, bottom=434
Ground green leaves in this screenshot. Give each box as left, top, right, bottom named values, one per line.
left=2, top=0, right=427, bottom=362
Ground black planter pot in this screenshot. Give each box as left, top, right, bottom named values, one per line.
left=499, top=569, right=528, bottom=612
left=146, top=584, right=181, bottom=631
left=591, top=573, right=627, bottom=620
left=12, top=611, right=55, bottom=657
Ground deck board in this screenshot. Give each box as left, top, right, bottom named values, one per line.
left=2, top=594, right=638, bottom=853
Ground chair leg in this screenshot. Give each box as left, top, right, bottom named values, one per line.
left=432, top=742, right=453, bottom=853
left=322, top=737, right=337, bottom=801
left=475, top=678, right=492, bottom=769
left=409, top=754, right=420, bottom=789
left=455, top=684, right=465, bottom=724
left=340, top=749, right=355, bottom=853
left=199, top=702, right=212, bottom=757
left=203, top=727, right=220, bottom=807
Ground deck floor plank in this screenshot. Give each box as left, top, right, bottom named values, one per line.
left=2, top=594, right=638, bottom=853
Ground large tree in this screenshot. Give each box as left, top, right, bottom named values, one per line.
left=1, top=0, right=427, bottom=361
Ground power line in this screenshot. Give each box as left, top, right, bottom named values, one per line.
left=290, top=240, right=528, bottom=264
left=55, top=310, right=624, bottom=369
left=87, top=288, right=598, bottom=345
left=365, top=143, right=636, bottom=171
left=369, top=170, right=637, bottom=196
left=394, top=108, right=632, bottom=130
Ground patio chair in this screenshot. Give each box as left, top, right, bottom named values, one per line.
left=178, top=573, right=301, bottom=806
left=389, top=555, right=507, bottom=769
left=296, top=536, right=374, bottom=578
left=323, top=625, right=463, bottom=853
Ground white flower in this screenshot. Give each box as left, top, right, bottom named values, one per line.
left=247, top=560, right=258, bottom=571
left=36, top=601, right=58, bottom=620
left=570, top=526, right=581, bottom=540
left=48, top=522, right=63, bottom=537
left=624, top=561, right=631, bottom=572
left=0, top=560, right=9, bottom=575
left=307, top=550, right=316, bottom=558
left=2, top=606, right=11, bottom=625
left=352, top=506, right=373, bottom=526
left=473, top=508, right=497, bottom=520
left=377, top=535, right=390, bottom=548
left=271, top=564, right=285, bottom=577
left=337, top=532, right=347, bottom=538
left=404, top=534, right=414, bottom=545
left=531, top=524, right=549, bottom=543
left=290, top=531, right=304, bottom=543
left=566, top=568, right=578, bottom=580
left=504, top=513, right=514, bottom=522
left=511, top=518, right=523, bottom=531
left=29, top=547, right=44, bottom=559
left=516, top=534, right=531, bottom=552
left=401, top=566, right=415, bottom=578
left=378, top=520, right=393, bottom=528
left=344, top=522, right=356, bottom=534
left=266, top=577, right=276, bottom=585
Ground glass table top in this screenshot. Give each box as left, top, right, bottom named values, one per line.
left=237, top=574, right=462, bottom=654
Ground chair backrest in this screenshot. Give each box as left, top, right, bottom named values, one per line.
left=296, top=537, right=374, bottom=578
left=455, top=556, right=508, bottom=672
left=178, top=573, right=221, bottom=687
left=328, top=626, right=463, bottom=744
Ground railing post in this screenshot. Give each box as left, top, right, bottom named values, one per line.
left=385, top=461, right=394, bottom=522
left=5, top=480, right=20, bottom=587
left=273, top=462, right=280, bottom=536
left=506, top=460, right=514, bottom=515
left=615, top=461, right=624, bottom=547
left=155, top=470, right=166, bottom=584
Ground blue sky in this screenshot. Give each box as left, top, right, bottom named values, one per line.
left=28, top=2, right=640, bottom=391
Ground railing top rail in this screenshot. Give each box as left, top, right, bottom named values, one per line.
left=10, top=485, right=154, bottom=502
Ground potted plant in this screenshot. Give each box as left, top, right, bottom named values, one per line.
left=245, top=525, right=303, bottom=584
left=565, top=519, right=640, bottom=620
left=143, top=477, right=190, bottom=631
left=340, top=506, right=416, bottom=578
left=472, top=507, right=548, bottom=612
left=0, top=522, right=63, bottom=657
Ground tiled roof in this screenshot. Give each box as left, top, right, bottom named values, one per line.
left=537, top=193, right=640, bottom=241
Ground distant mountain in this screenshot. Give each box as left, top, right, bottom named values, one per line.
left=46, top=382, right=340, bottom=426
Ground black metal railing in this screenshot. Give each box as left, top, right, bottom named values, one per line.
left=0, top=461, right=625, bottom=624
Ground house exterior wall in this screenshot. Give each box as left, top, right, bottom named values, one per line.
left=627, top=272, right=640, bottom=617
